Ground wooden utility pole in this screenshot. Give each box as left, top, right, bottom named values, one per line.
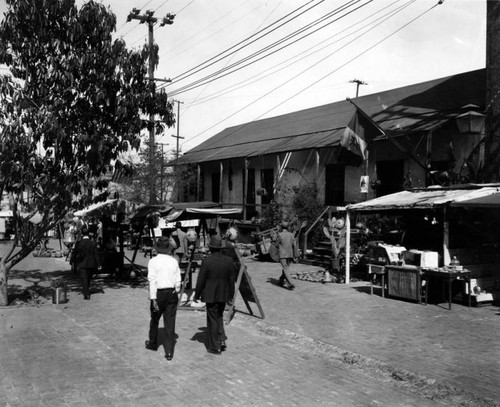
left=127, top=8, right=174, bottom=204
left=349, top=79, right=367, bottom=98
left=171, top=100, right=184, bottom=160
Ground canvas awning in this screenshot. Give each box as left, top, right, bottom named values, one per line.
left=346, top=187, right=500, bottom=212
left=73, top=199, right=133, bottom=218
left=165, top=208, right=242, bottom=222
left=450, top=191, right=500, bottom=208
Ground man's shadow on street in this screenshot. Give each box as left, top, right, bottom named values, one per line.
left=155, top=327, right=180, bottom=351
left=190, top=327, right=207, bottom=345
left=266, top=277, right=282, bottom=287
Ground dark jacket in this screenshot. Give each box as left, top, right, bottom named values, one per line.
left=72, top=237, right=101, bottom=269
left=194, top=252, right=236, bottom=303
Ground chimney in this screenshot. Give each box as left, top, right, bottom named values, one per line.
left=485, top=0, right=500, bottom=181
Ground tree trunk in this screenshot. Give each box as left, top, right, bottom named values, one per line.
left=0, top=259, right=9, bottom=306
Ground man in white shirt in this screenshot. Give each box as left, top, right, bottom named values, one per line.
left=145, top=236, right=181, bottom=361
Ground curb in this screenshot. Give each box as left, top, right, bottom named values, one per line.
left=233, top=314, right=499, bottom=407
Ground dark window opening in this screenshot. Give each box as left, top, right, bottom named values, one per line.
left=260, top=168, right=274, bottom=205
left=211, top=172, right=220, bottom=202
left=325, top=163, right=345, bottom=205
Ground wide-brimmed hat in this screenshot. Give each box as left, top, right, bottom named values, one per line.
left=155, top=236, right=177, bottom=254
left=208, top=235, right=223, bottom=249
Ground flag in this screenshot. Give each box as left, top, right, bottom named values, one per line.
left=341, top=110, right=369, bottom=160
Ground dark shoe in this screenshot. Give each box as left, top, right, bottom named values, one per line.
left=84, top=295, right=90, bottom=300
left=207, top=348, right=221, bottom=355
left=220, top=341, right=227, bottom=351
left=165, top=353, right=173, bottom=361
left=288, top=284, right=295, bottom=290
left=145, top=340, right=158, bottom=351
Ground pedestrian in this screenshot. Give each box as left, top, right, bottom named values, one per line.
left=145, top=236, right=181, bottom=361
left=194, top=235, right=236, bottom=355
left=275, top=221, right=297, bottom=290
left=70, top=227, right=101, bottom=300
left=172, top=221, right=188, bottom=263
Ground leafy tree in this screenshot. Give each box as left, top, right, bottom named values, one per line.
left=111, top=143, right=177, bottom=204
left=0, top=0, right=175, bottom=305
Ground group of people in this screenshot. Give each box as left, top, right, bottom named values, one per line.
left=71, top=217, right=297, bottom=360
left=145, top=230, right=237, bottom=360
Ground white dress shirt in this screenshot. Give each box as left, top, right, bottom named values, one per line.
left=147, top=254, right=182, bottom=300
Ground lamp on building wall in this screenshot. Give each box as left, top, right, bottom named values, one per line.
left=455, top=104, right=486, bottom=134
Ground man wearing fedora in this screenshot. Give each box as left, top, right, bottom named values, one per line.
left=145, top=236, right=181, bottom=361
left=194, top=235, right=236, bottom=355
left=275, top=221, right=297, bottom=290
left=70, top=227, right=101, bottom=300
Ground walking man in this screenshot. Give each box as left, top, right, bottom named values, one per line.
left=145, top=236, right=181, bottom=361
left=275, top=221, right=297, bottom=290
left=172, top=221, right=188, bottom=263
left=71, top=227, right=101, bottom=300
left=194, top=235, right=236, bottom=355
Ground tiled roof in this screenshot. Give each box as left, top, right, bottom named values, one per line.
left=177, top=69, right=486, bottom=165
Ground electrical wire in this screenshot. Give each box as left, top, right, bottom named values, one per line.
left=181, top=0, right=285, bottom=119
left=186, top=0, right=403, bottom=107
left=167, top=0, right=371, bottom=97
left=181, top=0, right=432, bottom=150
left=162, top=0, right=327, bottom=87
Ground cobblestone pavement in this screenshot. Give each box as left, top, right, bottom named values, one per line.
left=1, top=243, right=499, bottom=406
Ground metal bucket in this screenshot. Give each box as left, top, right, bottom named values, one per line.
left=52, top=287, right=67, bottom=304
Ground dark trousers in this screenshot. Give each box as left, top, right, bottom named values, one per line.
left=279, top=258, right=293, bottom=286
left=78, top=267, right=94, bottom=297
left=148, top=289, right=178, bottom=354
left=205, top=302, right=227, bottom=351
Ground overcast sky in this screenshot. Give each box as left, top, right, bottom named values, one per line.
left=0, top=0, right=487, bottom=154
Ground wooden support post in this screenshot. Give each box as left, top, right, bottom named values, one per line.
left=243, top=158, right=249, bottom=220
left=443, top=206, right=451, bottom=265
left=345, top=212, right=351, bottom=284
left=219, top=161, right=223, bottom=204
left=196, top=164, right=201, bottom=201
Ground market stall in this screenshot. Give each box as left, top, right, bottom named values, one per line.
left=345, top=185, right=500, bottom=306
left=163, top=203, right=243, bottom=308
left=69, top=198, right=136, bottom=276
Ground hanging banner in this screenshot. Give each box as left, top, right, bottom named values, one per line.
left=360, top=175, right=369, bottom=193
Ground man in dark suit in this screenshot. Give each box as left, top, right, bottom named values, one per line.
left=194, top=235, right=236, bottom=355
left=71, top=227, right=101, bottom=300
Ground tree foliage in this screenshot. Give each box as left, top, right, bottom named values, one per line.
left=0, top=0, right=175, bottom=288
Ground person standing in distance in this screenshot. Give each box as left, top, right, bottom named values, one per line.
left=145, top=236, right=181, bottom=361
left=194, top=235, right=236, bottom=355
left=71, top=227, right=101, bottom=300
left=275, top=221, right=297, bottom=290
left=172, top=221, right=188, bottom=263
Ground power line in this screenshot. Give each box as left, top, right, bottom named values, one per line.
left=181, top=0, right=427, bottom=149
left=161, top=0, right=326, bottom=88
left=186, top=0, right=402, bottom=107
left=166, top=0, right=368, bottom=96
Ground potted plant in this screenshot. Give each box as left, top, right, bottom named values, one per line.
left=50, top=278, right=68, bottom=304
left=323, top=217, right=346, bottom=278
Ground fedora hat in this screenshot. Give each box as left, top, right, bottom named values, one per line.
left=155, top=236, right=177, bottom=254
left=208, top=235, right=223, bottom=249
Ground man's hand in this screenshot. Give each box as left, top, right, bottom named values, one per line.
left=152, top=300, right=159, bottom=312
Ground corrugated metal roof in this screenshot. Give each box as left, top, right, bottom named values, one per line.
left=346, top=187, right=500, bottom=211
left=178, top=69, right=485, bottom=165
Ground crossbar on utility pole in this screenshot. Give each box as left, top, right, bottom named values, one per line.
left=349, top=79, right=367, bottom=98
left=127, top=8, right=175, bottom=204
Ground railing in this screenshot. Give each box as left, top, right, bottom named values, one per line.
left=302, top=206, right=331, bottom=258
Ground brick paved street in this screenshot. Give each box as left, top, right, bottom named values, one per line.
left=1, top=242, right=499, bottom=407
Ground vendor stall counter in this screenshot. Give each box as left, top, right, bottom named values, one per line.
left=385, top=265, right=424, bottom=303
